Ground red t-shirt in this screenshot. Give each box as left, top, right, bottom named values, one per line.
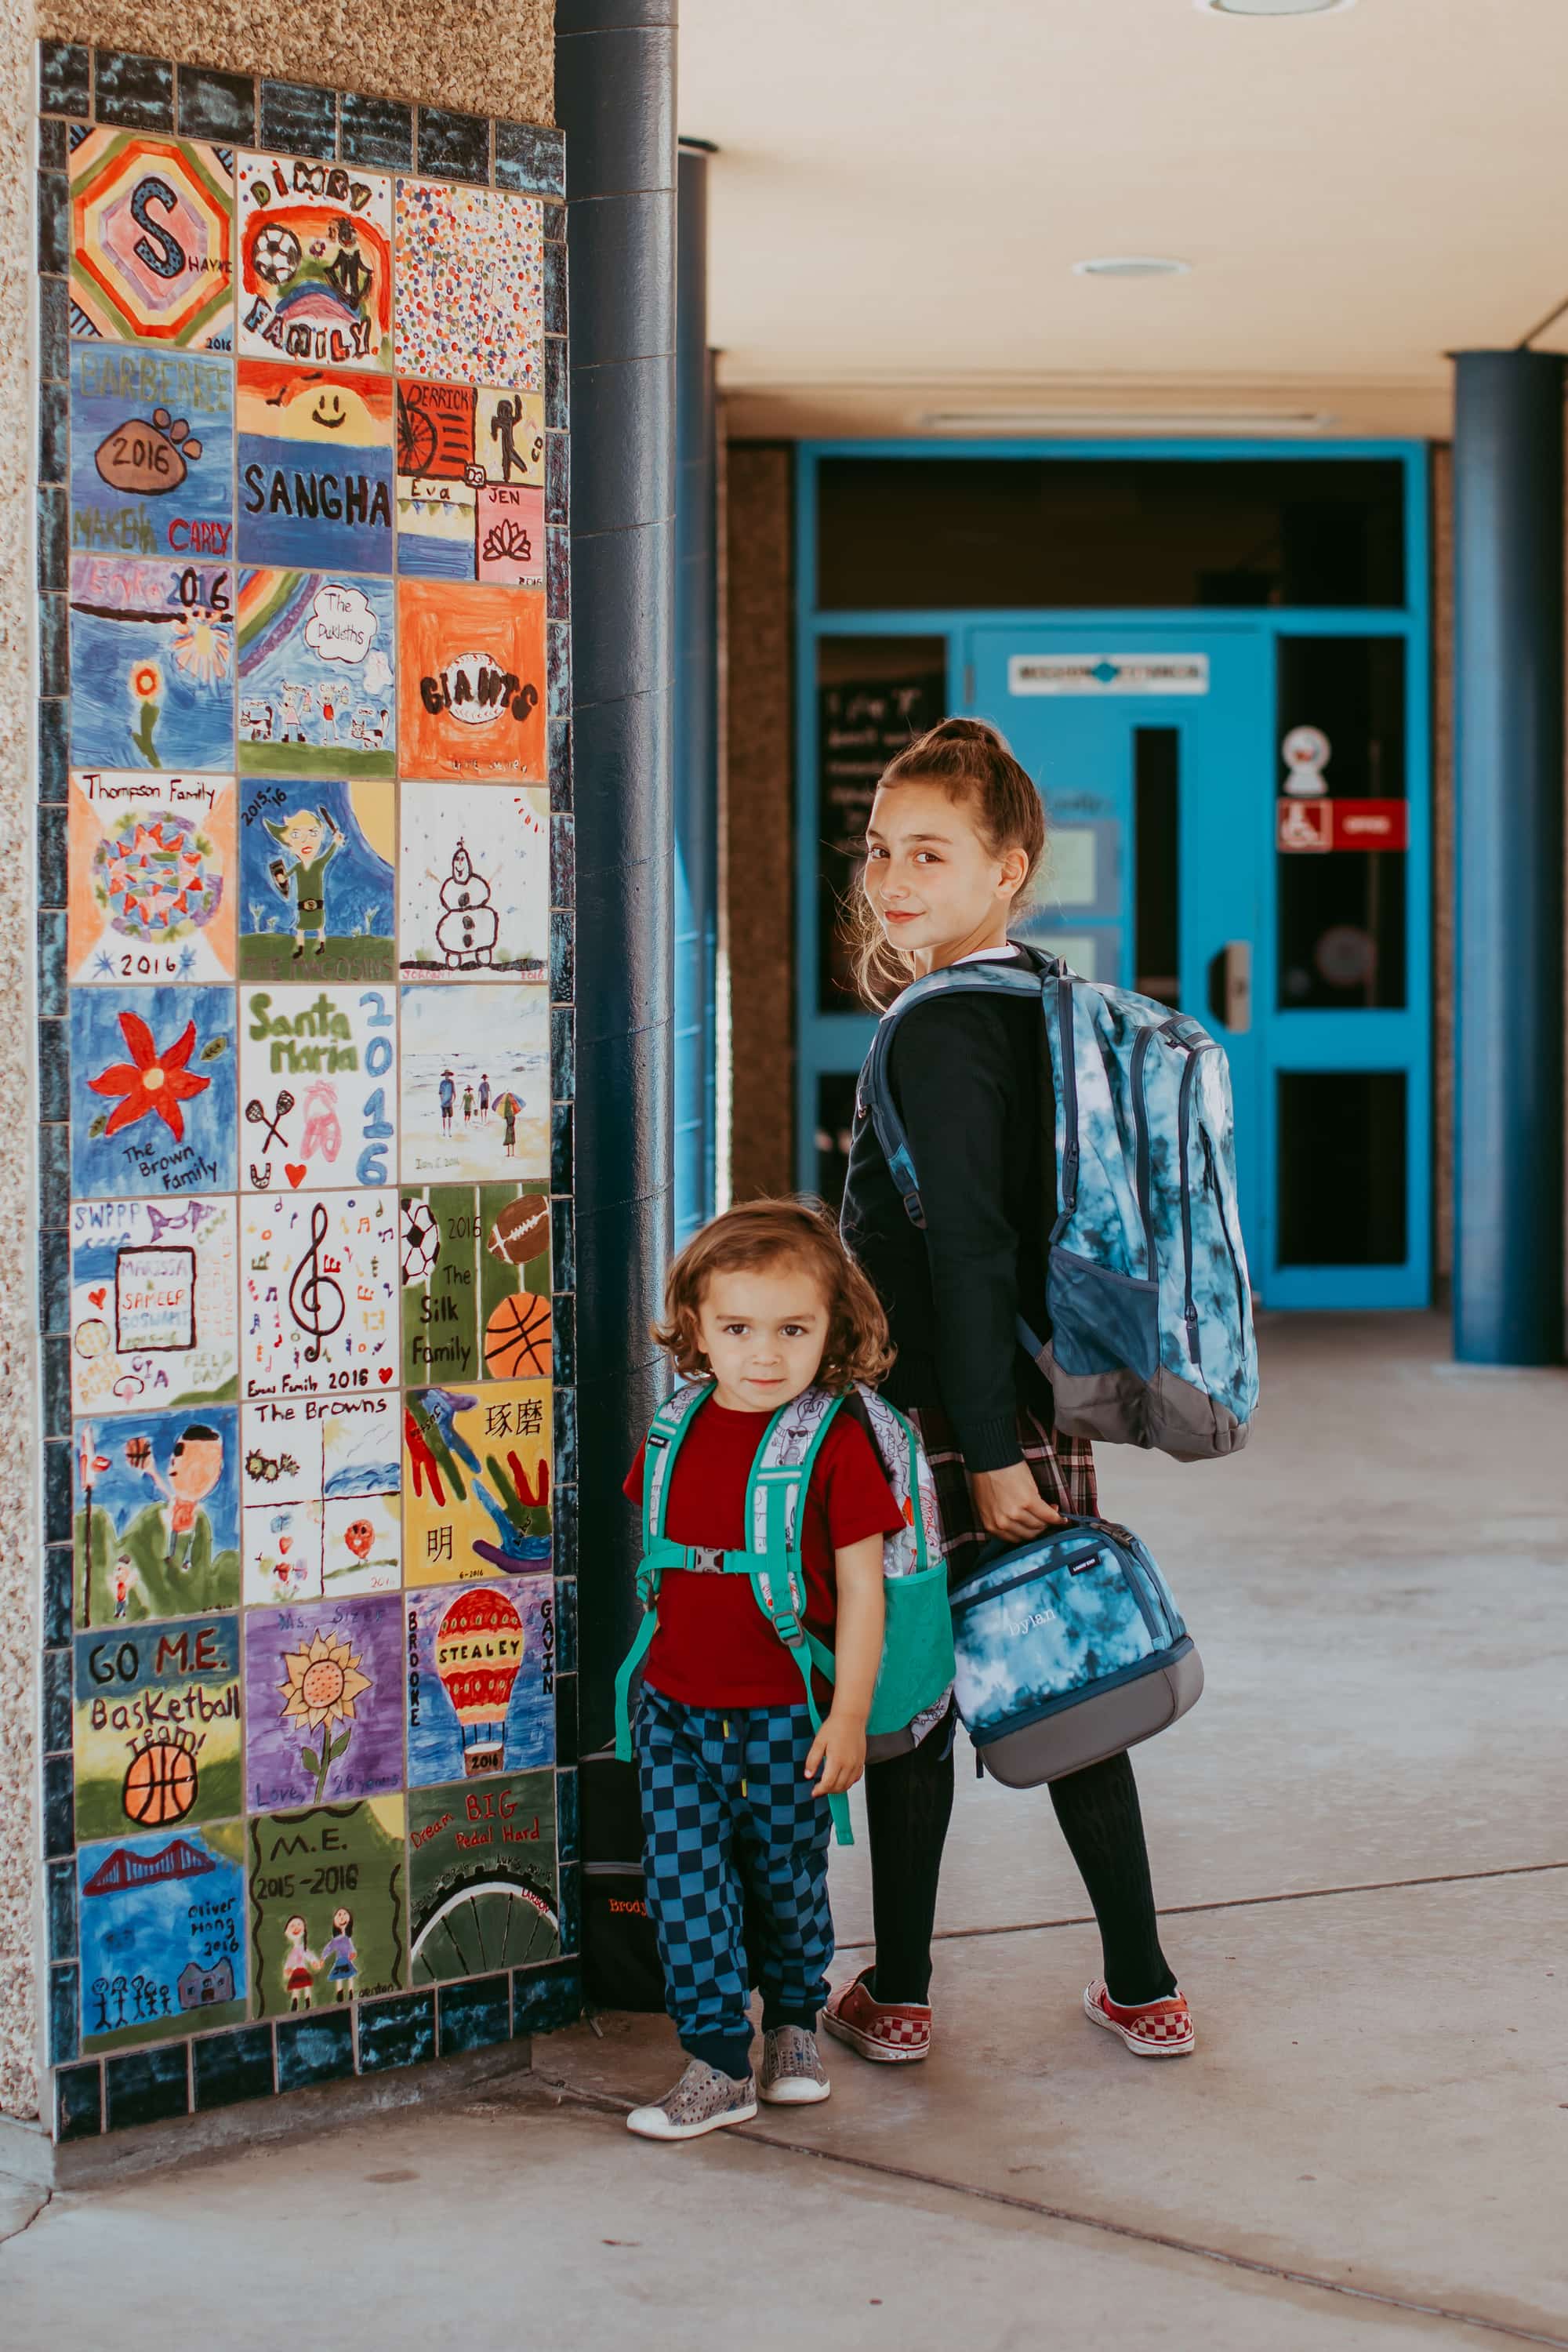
left=622, top=1396, right=907, bottom=1708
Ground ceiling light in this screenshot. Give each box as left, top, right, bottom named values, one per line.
left=1196, top=0, right=1356, bottom=16
left=1073, top=256, right=1190, bottom=279
left=920, top=408, right=1334, bottom=434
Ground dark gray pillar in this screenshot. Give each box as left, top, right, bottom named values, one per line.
left=557, top=2, right=678, bottom=1749
left=1452, top=350, right=1566, bottom=1363
left=673, top=141, right=718, bottom=1244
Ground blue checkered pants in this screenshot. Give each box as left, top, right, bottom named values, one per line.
left=634, top=1682, right=835, bottom=2080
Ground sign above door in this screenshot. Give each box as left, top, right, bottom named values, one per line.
left=1007, top=652, right=1210, bottom=696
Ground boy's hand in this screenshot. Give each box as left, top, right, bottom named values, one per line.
left=804, top=1709, right=867, bottom=1798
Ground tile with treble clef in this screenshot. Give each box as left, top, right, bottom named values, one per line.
left=238, top=1189, right=397, bottom=1403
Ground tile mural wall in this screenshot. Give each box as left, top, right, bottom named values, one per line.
left=34, top=44, right=580, bottom=2143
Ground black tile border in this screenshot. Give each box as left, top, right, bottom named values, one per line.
left=35, top=44, right=580, bottom=2136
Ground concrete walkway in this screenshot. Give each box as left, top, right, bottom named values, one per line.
left=5, top=1316, right=1567, bottom=2350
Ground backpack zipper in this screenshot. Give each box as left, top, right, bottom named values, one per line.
left=1130, top=1028, right=1156, bottom=1281
left=1176, top=1050, right=1205, bottom=1365
left=1201, top=1126, right=1249, bottom=1338
left=950, top=1545, right=1105, bottom=1613
left=1055, top=972, right=1080, bottom=1213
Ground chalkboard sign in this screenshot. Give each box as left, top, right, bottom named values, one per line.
left=817, top=671, right=946, bottom=1007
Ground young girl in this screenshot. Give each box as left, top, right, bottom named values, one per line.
left=829, top=717, right=1194, bottom=2064
left=622, top=1200, right=906, bottom=2141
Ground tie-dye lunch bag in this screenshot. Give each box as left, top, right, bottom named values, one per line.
left=950, top=1514, right=1203, bottom=1787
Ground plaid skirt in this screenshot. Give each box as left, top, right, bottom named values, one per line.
left=904, top=1396, right=1098, bottom=1576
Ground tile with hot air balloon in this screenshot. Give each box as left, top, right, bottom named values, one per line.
left=241, top=1592, right=404, bottom=1813
left=247, top=1796, right=407, bottom=2016
left=401, top=1378, right=552, bottom=1587
left=68, top=984, right=238, bottom=1201
left=407, top=1770, right=558, bottom=1986
left=399, top=1183, right=552, bottom=1391
left=405, top=1572, right=555, bottom=1789
left=72, top=1612, right=242, bottom=1846
left=239, top=1391, right=401, bottom=1606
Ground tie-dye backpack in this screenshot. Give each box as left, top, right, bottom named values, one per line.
left=859, top=948, right=1258, bottom=1461
left=612, top=1381, right=956, bottom=1844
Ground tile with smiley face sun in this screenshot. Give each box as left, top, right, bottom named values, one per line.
left=236, top=361, right=394, bottom=573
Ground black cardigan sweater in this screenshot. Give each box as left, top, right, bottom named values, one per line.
left=840, top=980, right=1057, bottom=1472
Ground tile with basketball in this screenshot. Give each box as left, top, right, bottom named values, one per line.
left=402, top=1380, right=551, bottom=1588
left=239, top=1188, right=398, bottom=1403
left=396, top=579, right=546, bottom=783
left=73, top=1613, right=242, bottom=1845
left=400, top=1184, right=551, bottom=1389
left=397, top=783, right=548, bottom=982
left=78, top=1822, right=249, bottom=2053
left=239, top=981, right=397, bottom=1194
left=240, top=1390, right=401, bottom=1605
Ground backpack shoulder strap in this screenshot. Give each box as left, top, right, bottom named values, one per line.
left=612, top=1381, right=713, bottom=1760
left=843, top=1386, right=932, bottom=1576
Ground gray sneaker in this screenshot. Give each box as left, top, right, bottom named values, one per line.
left=626, top=2058, right=757, bottom=2142
left=759, top=2024, right=830, bottom=2106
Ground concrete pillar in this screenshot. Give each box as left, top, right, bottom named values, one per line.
left=1452, top=350, right=1566, bottom=1363
left=556, top=2, right=678, bottom=1747
left=673, top=140, right=718, bottom=1244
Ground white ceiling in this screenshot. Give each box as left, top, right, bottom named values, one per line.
left=679, top=0, right=1568, bottom=438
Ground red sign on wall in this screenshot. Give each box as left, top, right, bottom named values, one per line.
left=1276, top=798, right=1409, bottom=854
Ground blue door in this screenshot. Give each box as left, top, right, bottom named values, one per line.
left=966, top=622, right=1430, bottom=1308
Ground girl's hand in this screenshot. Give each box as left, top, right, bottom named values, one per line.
left=969, top=1461, right=1065, bottom=1543
left=804, top=1709, right=868, bottom=1797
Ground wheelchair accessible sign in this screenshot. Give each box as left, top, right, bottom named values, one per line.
left=1007, top=653, right=1210, bottom=695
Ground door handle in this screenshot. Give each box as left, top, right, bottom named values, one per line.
left=1206, top=940, right=1252, bottom=1034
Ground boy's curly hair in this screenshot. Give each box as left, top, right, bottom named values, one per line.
left=653, top=1196, right=894, bottom=1394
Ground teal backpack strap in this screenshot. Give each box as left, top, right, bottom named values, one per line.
left=741, top=1389, right=855, bottom=1846
left=612, top=1381, right=713, bottom=1762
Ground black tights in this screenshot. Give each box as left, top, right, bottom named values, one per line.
left=862, top=1723, right=1177, bottom=2010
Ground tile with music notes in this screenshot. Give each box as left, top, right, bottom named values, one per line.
left=238, top=1189, right=397, bottom=1403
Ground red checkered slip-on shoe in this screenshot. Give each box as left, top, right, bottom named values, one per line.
left=1083, top=1980, right=1195, bottom=2059
left=822, top=1965, right=932, bottom=2063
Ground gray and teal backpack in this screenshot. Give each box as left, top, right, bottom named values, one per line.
left=613, top=1380, right=956, bottom=1844
left=859, top=946, right=1259, bottom=1462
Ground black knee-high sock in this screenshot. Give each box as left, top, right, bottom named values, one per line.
left=862, top=1723, right=955, bottom=2005
left=1048, top=1750, right=1176, bottom=2005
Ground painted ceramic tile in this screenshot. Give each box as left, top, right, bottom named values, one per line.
left=78, top=1822, right=248, bottom=2052
left=241, top=1389, right=401, bottom=1606
left=395, top=379, right=477, bottom=481
left=236, top=361, right=395, bottom=572
left=406, top=1573, right=555, bottom=1788
left=240, top=982, right=397, bottom=1194
left=73, top=1613, right=242, bottom=1844
left=69, top=1195, right=239, bottom=1417
left=69, top=129, right=234, bottom=350
left=474, top=389, right=544, bottom=486
left=242, top=1594, right=404, bottom=1811
left=69, top=984, right=237, bottom=1200
left=400, top=1185, right=552, bottom=1390
left=398, top=982, right=549, bottom=1181
left=69, top=555, right=235, bottom=772
left=248, top=1797, right=406, bottom=2014
left=402, top=1380, right=551, bottom=1588
left=397, top=783, right=547, bottom=981
left=238, top=568, right=396, bottom=778
left=68, top=768, right=236, bottom=986
left=238, top=1188, right=398, bottom=1403
left=69, top=347, right=234, bottom=564
left=396, top=579, right=545, bottom=782
left=393, top=181, right=543, bottom=390
left=476, top=485, right=545, bottom=586
left=236, top=151, right=393, bottom=371
left=396, top=475, right=476, bottom=580
left=72, top=1403, right=241, bottom=1628
left=238, top=779, right=395, bottom=984
left=408, top=1770, right=558, bottom=1984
